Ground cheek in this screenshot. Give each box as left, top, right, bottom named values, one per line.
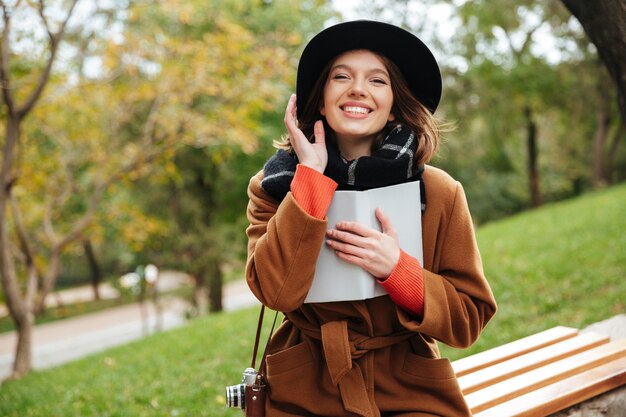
left=378, top=94, right=395, bottom=121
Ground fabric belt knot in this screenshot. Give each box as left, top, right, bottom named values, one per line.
left=319, top=321, right=414, bottom=417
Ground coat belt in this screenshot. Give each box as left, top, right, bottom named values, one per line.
left=295, top=319, right=414, bottom=417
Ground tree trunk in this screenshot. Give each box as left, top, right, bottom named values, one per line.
left=83, top=239, right=102, bottom=300
left=592, top=99, right=611, bottom=188
left=208, top=261, right=223, bottom=313
left=604, top=122, right=625, bottom=184
left=10, top=308, right=34, bottom=379
left=35, top=248, right=62, bottom=315
left=560, top=0, right=626, bottom=123
left=0, top=118, right=34, bottom=379
left=191, top=271, right=207, bottom=316
left=0, top=0, right=79, bottom=380
left=525, top=106, right=542, bottom=207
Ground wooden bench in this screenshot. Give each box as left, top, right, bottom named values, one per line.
left=451, top=326, right=626, bottom=416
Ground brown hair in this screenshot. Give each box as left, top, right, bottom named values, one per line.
left=275, top=50, right=443, bottom=166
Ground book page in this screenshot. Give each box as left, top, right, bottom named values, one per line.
left=304, top=181, right=422, bottom=303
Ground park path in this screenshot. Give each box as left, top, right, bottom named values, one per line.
left=0, top=273, right=259, bottom=380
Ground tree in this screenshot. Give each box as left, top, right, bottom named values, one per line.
left=0, top=0, right=80, bottom=380
left=1, top=0, right=326, bottom=379
left=350, top=0, right=624, bottom=221
left=560, top=0, right=626, bottom=187
left=560, top=0, right=626, bottom=123
left=125, top=0, right=332, bottom=313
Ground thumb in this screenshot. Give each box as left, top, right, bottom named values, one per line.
left=376, top=208, right=397, bottom=238
left=313, top=120, right=325, bottom=145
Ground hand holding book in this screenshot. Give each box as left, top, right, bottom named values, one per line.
left=305, top=181, right=423, bottom=303
left=325, top=207, right=401, bottom=279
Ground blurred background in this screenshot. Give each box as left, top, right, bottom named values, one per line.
left=0, top=0, right=624, bottom=415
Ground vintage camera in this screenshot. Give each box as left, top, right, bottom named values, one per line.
left=225, top=367, right=257, bottom=409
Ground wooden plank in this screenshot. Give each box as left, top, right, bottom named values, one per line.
left=458, top=332, right=609, bottom=394
left=452, top=326, right=578, bottom=377
left=473, top=355, right=626, bottom=417
left=465, top=338, right=626, bottom=414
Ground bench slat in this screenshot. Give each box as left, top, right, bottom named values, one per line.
left=452, top=326, right=578, bottom=377
left=458, top=332, right=609, bottom=394
left=465, top=338, right=626, bottom=413
left=472, top=355, right=626, bottom=417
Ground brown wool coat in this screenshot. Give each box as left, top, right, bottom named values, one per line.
left=245, top=165, right=497, bottom=417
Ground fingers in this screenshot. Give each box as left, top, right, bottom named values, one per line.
left=325, top=223, right=381, bottom=259
left=325, top=228, right=397, bottom=279
left=332, top=221, right=373, bottom=237
left=326, top=227, right=369, bottom=250
left=313, top=120, right=325, bottom=144
left=284, top=94, right=299, bottom=138
left=375, top=208, right=398, bottom=239
left=326, top=217, right=400, bottom=278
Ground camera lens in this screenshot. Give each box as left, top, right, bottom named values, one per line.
left=225, top=383, right=246, bottom=409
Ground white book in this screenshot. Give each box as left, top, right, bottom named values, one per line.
left=304, top=181, right=423, bottom=303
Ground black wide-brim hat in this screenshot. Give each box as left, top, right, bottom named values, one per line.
left=296, top=20, right=442, bottom=118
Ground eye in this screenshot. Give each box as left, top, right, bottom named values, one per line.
left=332, top=73, right=350, bottom=80
left=370, top=78, right=388, bottom=85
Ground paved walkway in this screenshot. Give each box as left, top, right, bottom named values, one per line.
left=0, top=275, right=259, bottom=380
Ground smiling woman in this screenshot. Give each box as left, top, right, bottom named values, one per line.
left=243, top=20, right=497, bottom=417
left=320, top=50, right=396, bottom=160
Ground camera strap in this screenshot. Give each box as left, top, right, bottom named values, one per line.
left=250, top=305, right=279, bottom=373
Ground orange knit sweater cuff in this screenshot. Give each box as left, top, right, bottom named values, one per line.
left=290, top=164, right=338, bottom=220
left=378, top=249, right=425, bottom=317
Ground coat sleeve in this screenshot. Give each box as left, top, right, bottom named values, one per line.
left=245, top=173, right=328, bottom=312
left=397, top=181, right=497, bottom=348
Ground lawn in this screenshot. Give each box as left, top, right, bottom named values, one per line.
left=1, top=183, right=625, bottom=417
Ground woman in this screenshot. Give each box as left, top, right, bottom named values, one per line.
left=245, top=20, right=497, bottom=416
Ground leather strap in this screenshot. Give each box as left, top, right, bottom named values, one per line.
left=258, top=308, right=279, bottom=377
left=250, top=305, right=265, bottom=369
left=249, top=305, right=279, bottom=379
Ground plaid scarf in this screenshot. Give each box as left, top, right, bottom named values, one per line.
left=261, top=124, right=426, bottom=210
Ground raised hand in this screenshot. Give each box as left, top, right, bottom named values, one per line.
left=325, top=208, right=401, bottom=279
left=284, top=94, right=328, bottom=173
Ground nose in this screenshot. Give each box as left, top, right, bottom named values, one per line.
left=348, top=78, right=367, bottom=98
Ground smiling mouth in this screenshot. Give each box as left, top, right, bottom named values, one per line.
left=341, top=105, right=371, bottom=115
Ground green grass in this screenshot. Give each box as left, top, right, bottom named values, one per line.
left=0, top=307, right=265, bottom=417
left=1, top=184, right=625, bottom=416
left=440, top=182, right=626, bottom=360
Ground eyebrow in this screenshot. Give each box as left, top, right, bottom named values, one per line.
left=330, top=64, right=390, bottom=78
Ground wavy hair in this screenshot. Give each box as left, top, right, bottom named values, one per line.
left=275, top=50, right=444, bottom=166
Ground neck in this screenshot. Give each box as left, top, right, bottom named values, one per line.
left=337, top=136, right=374, bottom=161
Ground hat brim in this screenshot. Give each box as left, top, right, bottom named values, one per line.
left=296, top=20, right=442, bottom=118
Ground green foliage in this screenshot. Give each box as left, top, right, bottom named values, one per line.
left=441, top=182, right=626, bottom=360
left=1, top=184, right=624, bottom=415
left=111, top=1, right=333, bottom=284
left=1, top=0, right=332, bottom=287
left=354, top=0, right=625, bottom=223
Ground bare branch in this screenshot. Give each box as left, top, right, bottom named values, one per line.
left=499, top=20, right=543, bottom=63
left=43, top=193, right=58, bottom=243
left=17, top=0, right=80, bottom=118
left=9, top=192, right=34, bottom=266
left=36, top=0, right=52, bottom=40
left=0, top=2, right=15, bottom=115
left=8, top=191, right=40, bottom=308
left=142, top=94, right=163, bottom=146
left=519, top=21, right=544, bottom=58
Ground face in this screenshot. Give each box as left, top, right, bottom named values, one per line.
left=320, top=50, right=395, bottom=155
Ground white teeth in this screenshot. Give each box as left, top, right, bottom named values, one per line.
left=343, top=106, right=369, bottom=114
